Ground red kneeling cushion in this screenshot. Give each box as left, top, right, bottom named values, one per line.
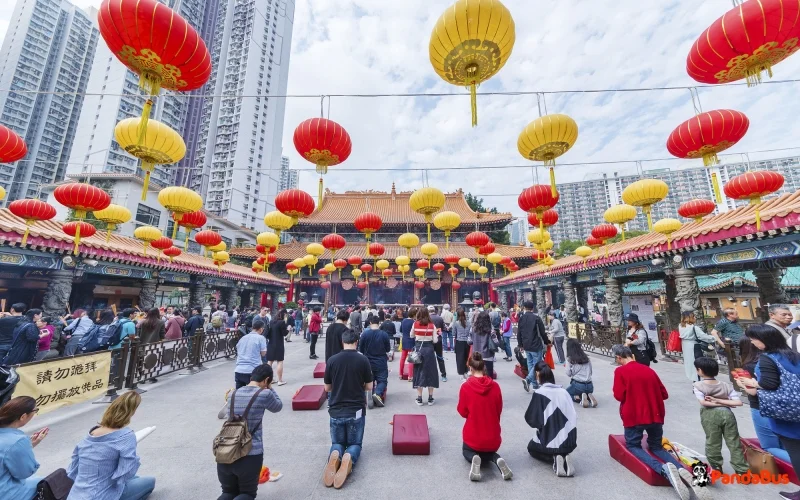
left=514, top=364, right=527, bottom=379
left=741, top=438, right=799, bottom=485
left=608, top=434, right=670, bottom=486
left=313, top=362, right=325, bottom=378
left=392, top=414, right=430, bottom=455
left=292, top=385, right=326, bottom=411
left=401, top=362, right=414, bottom=380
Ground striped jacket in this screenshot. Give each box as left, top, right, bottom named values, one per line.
left=524, top=383, right=578, bottom=455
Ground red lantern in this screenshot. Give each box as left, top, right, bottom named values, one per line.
left=591, top=224, right=618, bottom=242
left=367, top=242, right=385, bottom=259
left=255, top=245, right=267, bottom=255
left=465, top=232, right=490, bottom=252
left=175, top=210, right=206, bottom=248
left=500, top=256, right=511, bottom=266
left=417, top=259, right=430, bottom=269
left=444, top=254, right=460, bottom=268
left=194, top=230, right=222, bottom=256
left=8, top=200, right=56, bottom=245
left=586, top=236, right=603, bottom=254
left=686, top=0, right=800, bottom=86
left=414, top=281, right=425, bottom=290
left=275, top=189, right=315, bottom=223
left=256, top=256, right=266, bottom=266
left=678, top=199, right=717, bottom=222
left=724, top=170, right=785, bottom=230
left=354, top=212, right=382, bottom=255
left=357, top=281, right=368, bottom=289
left=333, top=258, right=347, bottom=278
left=347, top=255, right=363, bottom=269
left=321, top=233, right=346, bottom=258
left=531, top=250, right=548, bottom=261
left=53, top=183, right=111, bottom=253
left=150, top=236, right=173, bottom=262
left=528, top=209, right=559, bottom=229
left=451, top=281, right=462, bottom=290
left=360, top=263, right=373, bottom=276
left=266, top=253, right=277, bottom=271
left=62, top=222, right=97, bottom=255
left=293, top=117, right=352, bottom=207
left=448, top=267, right=459, bottom=278
left=518, top=185, right=560, bottom=232
left=0, top=125, right=27, bottom=163
left=382, top=268, right=393, bottom=279
left=163, top=246, right=181, bottom=263
left=432, top=262, right=445, bottom=277
left=320, top=281, right=331, bottom=289
left=478, top=242, right=496, bottom=257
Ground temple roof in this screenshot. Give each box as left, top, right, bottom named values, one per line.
left=296, top=184, right=513, bottom=228
left=0, top=209, right=286, bottom=286
left=494, top=190, right=800, bottom=286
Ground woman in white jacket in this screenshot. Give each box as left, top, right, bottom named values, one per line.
left=678, top=310, right=719, bottom=382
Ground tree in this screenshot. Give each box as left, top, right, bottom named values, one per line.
left=464, top=193, right=510, bottom=245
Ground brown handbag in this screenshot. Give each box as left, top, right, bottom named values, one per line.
left=741, top=440, right=780, bottom=475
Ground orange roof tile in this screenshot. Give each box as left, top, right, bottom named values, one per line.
left=0, top=209, right=287, bottom=286
left=495, top=190, right=800, bottom=286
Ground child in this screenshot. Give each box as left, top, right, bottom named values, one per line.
left=565, top=338, right=596, bottom=408
left=692, top=357, right=749, bottom=474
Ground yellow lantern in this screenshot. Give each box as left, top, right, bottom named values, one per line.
left=208, top=241, right=227, bottom=254
left=324, top=262, right=336, bottom=273
left=518, top=114, right=580, bottom=197
left=212, top=251, right=230, bottom=274
left=376, top=259, right=390, bottom=271
left=93, top=204, right=131, bottom=242
left=536, top=239, right=554, bottom=252
left=251, top=261, right=263, bottom=274
left=487, top=252, right=503, bottom=274
left=527, top=228, right=550, bottom=245
left=575, top=245, right=593, bottom=268
left=468, top=261, right=480, bottom=278
left=351, top=268, right=363, bottom=279
left=433, top=211, right=461, bottom=248
left=292, top=257, right=306, bottom=270
left=115, top=118, right=186, bottom=200
left=158, top=186, right=203, bottom=239
left=398, top=232, right=420, bottom=251
left=306, top=242, right=325, bottom=257
left=458, top=257, right=472, bottom=277
left=133, top=225, right=161, bottom=257
left=414, top=268, right=425, bottom=279
left=477, top=265, right=488, bottom=280
left=420, top=242, right=439, bottom=259
left=653, top=218, right=682, bottom=250
left=604, top=204, right=638, bottom=242
left=0, top=186, right=5, bottom=200
left=429, top=0, right=515, bottom=126
left=622, top=179, right=669, bottom=231
left=401, top=264, right=410, bottom=273
left=264, top=211, right=294, bottom=239
left=395, top=255, right=411, bottom=267
left=303, top=254, right=318, bottom=276
left=409, top=187, right=445, bottom=242
left=257, top=232, right=280, bottom=252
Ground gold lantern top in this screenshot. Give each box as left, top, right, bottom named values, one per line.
left=575, top=246, right=593, bottom=258
left=158, top=186, right=202, bottom=215
left=324, top=262, right=337, bottom=273
left=468, top=262, right=480, bottom=272
left=213, top=251, right=230, bottom=263
left=518, top=114, right=579, bottom=197
left=487, top=252, right=503, bottom=264
left=351, top=268, right=363, bottom=278
left=375, top=259, right=390, bottom=270
left=409, top=187, right=445, bottom=221
left=292, top=257, right=306, bottom=269
left=264, top=211, right=294, bottom=235
left=395, top=255, right=410, bottom=267
left=94, top=204, right=132, bottom=225
left=133, top=225, right=161, bottom=242
left=653, top=218, right=682, bottom=250
left=413, top=268, right=425, bottom=278
left=458, top=257, right=472, bottom=268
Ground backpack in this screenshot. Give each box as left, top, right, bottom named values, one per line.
left=757, top=353, right=800, bottom=422
left=490, top=312, right=501, bottom=329
left=211, top=315, right=224, bottom=329
left=79, top=320, right=127, bottom=353
left=644, top=335, right=659, bottom=363
left=212, top=388, right=264, bottom=464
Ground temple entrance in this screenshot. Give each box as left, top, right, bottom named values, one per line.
left=419, top=287, right=442, bottom=305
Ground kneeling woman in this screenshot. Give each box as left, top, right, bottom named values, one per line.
left=456, top=352, right=512, bottom=482
left=524, top=361, right=578, bottom=477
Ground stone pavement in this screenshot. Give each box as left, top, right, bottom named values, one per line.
left=28, top=336, right=789, bottom=500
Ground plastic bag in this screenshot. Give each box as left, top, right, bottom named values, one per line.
left=544, top=344, right=555, bottom=369
left=667, top=330, right=682, bottom=352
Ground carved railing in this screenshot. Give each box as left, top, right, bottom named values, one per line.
left=568, top=322, right=622, bottom=357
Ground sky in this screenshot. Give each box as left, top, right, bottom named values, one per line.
left=2, top=0, right=800, bottom=216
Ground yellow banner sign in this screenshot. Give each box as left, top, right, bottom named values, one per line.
left=568, top=322, right=578, bottom=338
left=14, top=352, right=111, bottom=415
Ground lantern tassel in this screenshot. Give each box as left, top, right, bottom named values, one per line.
left=711, top=172, right=722, bottom=204
left=645, top=206, right=653, bottom=231
left=667, top=236, right=672, bottom=250
left=143, top=243, right=148, bottom=257
left=73, top=222, right=81, bottom=256
left=469, top=82, right=477, bottom=127
left=141, top=162, right=154, bottom=201
left=750, top=198, right=762, bottom=231
left=549, top=164, right=557, bottom=198
left=185, top=234, right=190, bottom=249
left=138, top=99, right=153, bottom=146
left=21, top=223, right=31, bottom=246
left=620, top=225, right=626, bottom=242
left=172, top=214, right=182, bottom=240
left=318, top=177, right=323, bottom=212
left=427, top=223, right=431, bottom=243
left=106, top=223, right=115, bottom=242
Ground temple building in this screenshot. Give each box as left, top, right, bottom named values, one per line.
left=230, top=185, right=533, bottom=308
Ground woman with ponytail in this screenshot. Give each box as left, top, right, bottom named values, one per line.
left=456, top=352, right=512, bottom=482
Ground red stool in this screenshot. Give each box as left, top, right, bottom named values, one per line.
left=608, top=434, right=670, bottom=486
left=392, top=414, right=430, bottom=455
left=292, top=385, right=326, bottom=411
left=313, top=362, right=325, bottom=378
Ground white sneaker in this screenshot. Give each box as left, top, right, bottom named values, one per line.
left=496, top=457, right=513, bottom=480
left=469, top=455, right=481, bottom=481
left=679, top=467, right=712, bottom=500
left=555, top=455, right=567, bottom=477
left=662, top=463, right=691, bottom=500
left=564, top=454, right=574, bottom=477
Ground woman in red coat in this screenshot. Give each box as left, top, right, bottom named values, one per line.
left=456, top=352, right=513, bottom=482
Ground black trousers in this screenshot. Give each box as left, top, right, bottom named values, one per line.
left=309, top=334, right=318, bottom=356
left=462, top=442, right=499, bottom=465
left=455, top=340, right=470, bottom=375
left=217, top=453, right=262, bottom=500
left=234, top=372, right=251, bottom=389
left=485, top=360, right=494, bottom=379
left=779, top=435, right=800, bottom=485
left=434, top=338, right=446, bottom=377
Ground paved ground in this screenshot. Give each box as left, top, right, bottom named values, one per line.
left=28, top=335, right=790, bottom=500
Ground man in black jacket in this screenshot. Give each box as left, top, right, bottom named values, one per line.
left=517, top=301, right=550, bottom=392
left=183, top=307, right=205, bottom=337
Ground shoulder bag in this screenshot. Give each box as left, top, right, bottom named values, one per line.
left=486, top=331, right=499, bottom=356
left=741, top=439, right=780, bottom=476
left=692, top=326, right=714, bottom=359
left=35, top=468, right=73, bottom=500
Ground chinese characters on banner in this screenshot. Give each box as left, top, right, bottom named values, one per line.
left=14, top=352, right=111, bottom=415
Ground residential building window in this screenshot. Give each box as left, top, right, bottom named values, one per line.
left=135, top=203, right=161, bottom=227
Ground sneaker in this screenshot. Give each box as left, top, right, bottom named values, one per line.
left=496, top=457, right=513, bottom=480
left=372, top=394, right=384, bottom=407
left=441, top=376, right=447, bottom=382
left=588, top=394, right=598, bottom=408
left=580, top=393, right=589, bottom=408
left=277, top=381, right=287, bottom=386
left=679, top=468, right=712, bottom=500
left=367, top=391, right=374, bottom=409
left=564, top=454, right=575, bottom=477
left=779, top=491, right=800, bottom=500
left=555, top=455, right=567, bottom=477
left=662, top=463, right=691, bottom=500
left=469, top=455, right=481, bottom=481
left=415, top=396, right=423, bottom=406
left=333, top=452, right=352, bottom=489
left=323, top=450, right=340, bottom=487
left=428, top=396, right=435, bottom=406
left=522, top=379, right=531, bottom=393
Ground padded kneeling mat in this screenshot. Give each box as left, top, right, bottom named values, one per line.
left=742, top=438, right=799, bottom=485
left=392, top=414, right=430, bottom=455
left=292, top=385, right=326, bottom=411
left=313, top=362, right=325, bottom=378
left=608, top=434, right=669, bottom=486
left=514, top=364, right=527, bottom=379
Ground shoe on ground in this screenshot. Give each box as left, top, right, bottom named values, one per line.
left=555, top=455, right=567, bottom=477
left=372, top=394, right=384, bottom=407
left=679, top=468, right=712, bottom=500
left=662, top=463, right=691, bottom=500
left=522, top=379, right=530, bottom=393
left=367, top=391, right=374, bottom=409
left=779, top=491, right=800, bottom=500
left=415, top=396, right=423, bottom=406
left=581, top=393, right=589, bottom=408
left=588, top=394, right=598, bottom=408
left=333, top=452, right=352, bottom=489
left=564, top=454, right=574, bottom=477
left=469, top=455, right=481, bottom=481
left=217, top=402, right=229, bottom=420
left=428, top=396, right=435, bottom=406
left=496, top=457, right=513, bottom=480
left=441, top=376, right=447, bottom=382
left=323, top=450, right=340, bottom=487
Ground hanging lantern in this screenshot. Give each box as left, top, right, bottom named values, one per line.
left=0, top=124, right=27, bottom=164
left=621, top=179, right=669, bottom=230
left=320, top=281, right=331, bottom=290
left=477, top=242, right=495, bottom=264
left=527, top=228, right=550, bottom=246
left=486, top=252, right=503, bottom=274
left=536, top=240, right=554, bottom=253
left=375, top=259, right=390, bottom=273
left=318, top=268, right=330, bottom=281
left=420, top=242, right=439, bottom=260
left=163, top=246, right=181, bottom=263
left=357, top=281, right=368, bottom=290
left=433, top=211, right=461, bottom=249
left=150, top=236, right=173, bottom=263
left=208, top=241, right=227, bottom=255
left=667, top=110, right=749, bottom=203
left=334, top=258, right=348, bottom=278
left=324, top=262, right=336, bottom=274
left=452, top=281, right=462, bottom=291
left=603, top=204, right=637, bottom=242
left=293, top=118, right=352, bottom=207
left=686, top=0, right=800, bottom=86
left=158, top=186, right=203, bottom=240
left=307, top=242, right=325, bottom=259
left=212, top=251, right=230, bottom=274
left=724, top=170, right=785, bottom=230
left=252, top=261, right=263, bottom=274
left=395, top=255, right=410, bottom=280
left=417, top=259, right=430, bottom=270
left=175, top=210, right=206, bottom=248
left=413, top=268, right=425, bottom=280
left=275, top=189, right=315, bottom=225
left=575, top=246, right=593, bottom=268
left=322, top=233, right=347, bottom=260
left=448, top=267, right=459, bottom=279
left=409, top=187, right=445, bottom=242
left=351, top=268, right=363, bottom=280
left=465, top=232, right=490, bottom=257
left=382, top=268, right=393, bottom=280
left=265, top=253, right=277, bottom=272
left=432, top=262, right=445, bottom=277
left=468, top=262, right=480, bottom=278
left=586, top=235, right=603, bottom=252
left=115, top=118, right=186, bottom=199
left=347, top=255, right=363, bottom=272
left=414, top=280, right=425, bottom=290
left=591, top=224, right=618, bottom=258
left=194, top=230, right=222, bottom=257
left=360, top=264, right=373, bottom=280
left=263, top=211, right=294, bottom=240
left=134, top=226, right=162, bottom=257
left=62, top=222, right=97, bottom=255
left=303, top=254, right=318, bottom=276
left=256, top=256, right=267, bottom=266
left=653, top=218, right=683, bottom=250
left=398, top=232, right=420, bottom=251
left=53, top=183, right=111, bottom=254
left=458, top=257, right=472, bottom=277
left=477, top=266, right=488, bottom=280
left=518, top=115, right=579, bottom=197
left=531, top=250, right=548, bottom=261
left=286, top=262, right=298, bottom=278
left=518, top=185, right=560, bottom=233
left=92, top=204, right=132, bottom=242
left=444, top=254, right=460, bottom=270
left=367, top=242, right=385, bottom=260
left=429, top=0, right=515, bottom=126
left=678, top=199, right=717, bottom=222
left=257, top=232, right=281, bottom=257
left=528, top=209, right=558, bottom=230
left=354, top=212, right=382, bottom=255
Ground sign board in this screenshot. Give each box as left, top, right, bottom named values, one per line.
left=14, top=352, right=111, bottom=415
left=568, top=322, right=578, bottom=338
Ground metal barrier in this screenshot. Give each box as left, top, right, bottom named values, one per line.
left=569, top=322, right=623, bottom=357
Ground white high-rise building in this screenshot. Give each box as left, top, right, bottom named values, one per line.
left=506, top=218, right=528, bottom=247
left=190, top=0, right=295, bottom=231
left=278, top=155, right=298, bottom=191
left=0, top=0, right=98, bottom=202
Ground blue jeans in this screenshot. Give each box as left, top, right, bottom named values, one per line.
left=566, top=380, right=594, bottom=398
left=369, top=359, right=388, bottom=397
left=751, top=408, right=792, bottom=463
left=330, top=415, right=366, bottom=464
left=502, top=337, right=513, bottom=359
left=624, top=424, right=683, bottom=475
left=119, top=476, right=156, bottom=500
left=525, top=350, right=544, bottom=386
left=442, top=331, right=453, bottom=351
